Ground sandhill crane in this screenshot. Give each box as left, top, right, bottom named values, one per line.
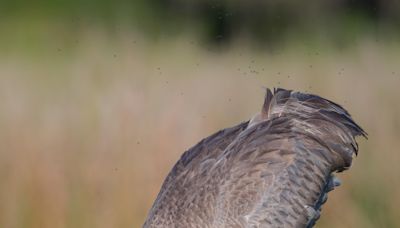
left=144, top=88, right=366, bottom=228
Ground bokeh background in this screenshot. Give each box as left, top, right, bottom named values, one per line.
left=1, top=0, right=400, bottom=227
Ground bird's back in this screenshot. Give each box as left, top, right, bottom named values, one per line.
left=144, top=88, right=366, bottom=228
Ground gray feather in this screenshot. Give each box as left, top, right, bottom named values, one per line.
left=144, top=88, right=366, bottom=228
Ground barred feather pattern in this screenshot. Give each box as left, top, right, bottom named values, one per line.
left=144, top=88, right=366, bottom=228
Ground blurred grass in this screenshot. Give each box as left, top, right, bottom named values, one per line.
left=1, top=25, right=400, bottom=228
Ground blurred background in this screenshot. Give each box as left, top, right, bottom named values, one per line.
left=0, top=0, right=399, bottom=227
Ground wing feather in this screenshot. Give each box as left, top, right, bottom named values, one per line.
left=144, top=88, right=365, bottom=228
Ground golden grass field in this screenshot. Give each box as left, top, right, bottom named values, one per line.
left=0, top=29, right=399, bottom=228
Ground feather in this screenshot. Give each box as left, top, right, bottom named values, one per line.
left=144, top=88, right=366, bottom=228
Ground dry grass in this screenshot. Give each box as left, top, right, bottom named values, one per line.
left=0, top=30, right=399, bottom=228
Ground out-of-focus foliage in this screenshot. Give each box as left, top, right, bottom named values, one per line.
left=0, top=1, right=399, bottom=228
left=1, top=0, right=400, bottom=47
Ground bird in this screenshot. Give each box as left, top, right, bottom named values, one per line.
left=143, top=88, right=366, bottom=228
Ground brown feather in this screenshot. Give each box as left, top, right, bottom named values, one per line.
left=143, top=88, right=366, bottom=228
